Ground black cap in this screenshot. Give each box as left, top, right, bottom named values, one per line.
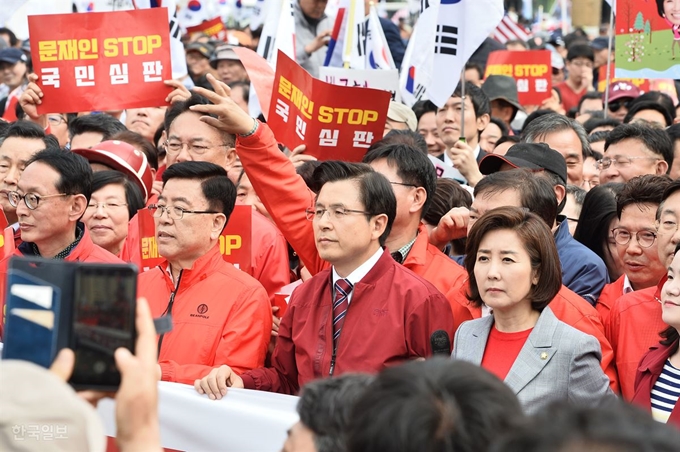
left=479, top=142, right=568, bottom=185
left=591, top=36, right=614, bottom=51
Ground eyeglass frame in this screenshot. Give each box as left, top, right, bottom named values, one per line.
left=87, top=202, right=128, bottom=210
left=163, top=139, right=230, bottom=156
left=305, top=207, right=373, bottom=221
left=595, top=155, right=660, bottom=171
left=611, top=227, right=658, bottom=248
left=7, top=191, right=68, bottom=210
left=47, top=115, right=67, bottom=126
left=148, top=204, right=219, bottom=220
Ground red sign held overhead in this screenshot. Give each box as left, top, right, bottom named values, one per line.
left=186, top=17, right=228, bottom=42
left=28, top=8, right=172, bottom=114
left=268, top=51, right=391, bottom=162
left=485, top=50, right=552, bottom=105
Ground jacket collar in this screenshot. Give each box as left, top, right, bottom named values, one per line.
left=553, top=215, right=570, bottom=246
left=402, top=224, right=429, bottom=269
left=17, top=222, right=95, bottom=262
left=159, top=243, right=223, bottom=288
left=638, top=339, right=678, bottom=374
left=354, top=247, right=398, bottom=288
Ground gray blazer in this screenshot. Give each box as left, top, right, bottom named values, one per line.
left=452, top=307, right=614, bottom=414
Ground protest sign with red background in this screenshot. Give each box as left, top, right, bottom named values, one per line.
left=485, top=50, right=552, bottom=105
left=268, top=51, right=391, bottom=162
left=597, top=63, right=650, bottom=93
left=138, top=205, right=252, bottom=273
left=28, top=8, right=172, bottom=114
left=186, top=17, right=228, bottom=41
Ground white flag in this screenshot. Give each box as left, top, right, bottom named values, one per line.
left=400, top=0, right=503, bottom=107
left=133, top=0, right=188, bottom=80
left=249, top=0, right=267, bottom=30
left=366, top=3, right=395, bottom=69
left=256, top=0, right=296, bottom=68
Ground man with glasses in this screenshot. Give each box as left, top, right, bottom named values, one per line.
left=605, top=81, right=641, bottom=122
left=605, top=175, right=675, bottom=400
left=139, top=161, right=271, bottom=385
left=554, top=44, right=596, bottom=112
left=599, top=123, right=673, bottom=184
left=0, top=148, right=122, bottom=334
left=195, top=161, right=454, bottom=396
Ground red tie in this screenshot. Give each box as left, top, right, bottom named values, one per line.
left=332, top=278, right=353, bottom=348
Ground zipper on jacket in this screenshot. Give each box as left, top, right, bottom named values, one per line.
left=157, top=270, right=183, bottom=356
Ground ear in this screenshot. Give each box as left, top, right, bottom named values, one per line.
left=476, top=113, right=491, bottom=133
left=210, top=213, right=228, bottom=240
left=554, top=183, right=566, bottom=206
left=408, top=187, right=428, bottom=215
left=150, top=167, right=157, bottom=181
left=531, top=269, right=539, bottom=286
left=224, top=147, right=237, bottom=171
left=69, top=194, right=88, bottom=222
left=371, top=213, right=388, bottom=242
left=657, top=160, right=669, bottom=175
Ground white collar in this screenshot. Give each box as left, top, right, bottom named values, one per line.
left=623, top=274, right=634, bottom=295
left=332, top=247, right=384, bottom=288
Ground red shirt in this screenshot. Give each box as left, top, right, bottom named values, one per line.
left=555, top=81, right=587, bottom=112
left=481, top=326, right=533, bottom=380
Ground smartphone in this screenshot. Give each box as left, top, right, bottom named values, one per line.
left=69, top=263, right=137, bottom=391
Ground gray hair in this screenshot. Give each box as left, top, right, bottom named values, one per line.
left=521, top=113, right=591, bottom=160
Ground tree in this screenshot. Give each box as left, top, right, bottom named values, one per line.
left=645, top=19, right=651, bottom=43
left=634, top=11, right=644, bottom=31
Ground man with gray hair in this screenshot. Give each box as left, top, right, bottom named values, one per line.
left=522, top=113, right=591, bottom=187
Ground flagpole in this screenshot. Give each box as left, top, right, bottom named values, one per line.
left=459, top=67, right=466, bottom=143
left=603, top=0, right=615, bottom=119
left=343, top=0, right=357, bottom=68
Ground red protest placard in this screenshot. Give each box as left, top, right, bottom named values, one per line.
left=268, top=51, right=391, bottom=162
left=137, top=205, right=252, bottom=273
left=232, top=46, right=275, bottom=119
left=485, top=50, right=552, bottom=105
left=0, top=226, right=15, bottom=260
left=186, top=17, right=228, bottom=42
left=28, top=8, right=172, bottom=114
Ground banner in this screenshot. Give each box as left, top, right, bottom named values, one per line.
left=268, top=51, right=390, bottom=162
left=185, top=17, right=228, bottom=41
left=319, top=67, right=400, bottom=101
left=98, top=382, right=299, bottom=452
left=138, top=205, right=252, bottom=273
left=597, top=62, right=650, bottom=93
left=615, top=0, right=680, bottom=79
left=485, top=50, right=552, bottom=105
left=28, top=9, right=172, bottom=114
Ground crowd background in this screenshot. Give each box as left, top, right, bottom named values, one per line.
left=4, top=0, right=680, bottom=451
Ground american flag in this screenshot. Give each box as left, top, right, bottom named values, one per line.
left=492, top=15, right=530, bottom=44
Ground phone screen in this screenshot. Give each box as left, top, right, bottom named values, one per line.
left=69, top=264, right=137, bottom=390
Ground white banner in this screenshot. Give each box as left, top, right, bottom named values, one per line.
left=98, top=381, right=299, bottom=452
left=319, top=66, right=400, bottom=101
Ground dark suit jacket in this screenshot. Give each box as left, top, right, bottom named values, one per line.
left=379, top=17, right=405, bottom=70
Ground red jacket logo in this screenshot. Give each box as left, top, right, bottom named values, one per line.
left=197, top=304, right=209, bottom=315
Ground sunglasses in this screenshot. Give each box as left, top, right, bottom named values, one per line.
left=607, top=99, right=632, bottom=113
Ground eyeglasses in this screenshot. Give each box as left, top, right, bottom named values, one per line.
left=595, top=156, right=660, bottom=170
left=7, top=191, right=68, bottom=210
left=164, top=140, right=229, bottom=156
left=611, top=228, right=657, bottom=248
left=389, top=181, right=418, bottom=188
left=87, top=202, right=128, bottom=210
left=570, top=60, right=593, bottom=69
left=607, top=99, right=632, bottom=113
left=305, top=207, right=372, bottom=221
left=47, top=115, right=66, bottom=126
left=148, top=204, right=219, bottom=220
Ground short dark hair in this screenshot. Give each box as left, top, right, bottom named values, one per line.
left=490, top=400, right=680, bottom=452
left=164, top=92, right=235, bottom=147
left=451, top=82, right=491, bottom=119
left=465, top=61, right=484, bottom=80
left=68, top=114, right=127, bottom=143
left=566, top=43, right=594, bottom=62
left=566, top=184, right=586, bottom=206
left=26, top=148, right=93, bottom=203
left=91, top=170, right=145, bottom=220
left=577, top=91, right=604, bottom=113
left=522, top=113, right=591, bottom=160
left=0, top=120, right=58, bottom=149
left=583, top=117, right=621, bottom=134
left=474, top=169, right=558, bottom=228
left=423, top=178, right=472, bottom=255
left=0, top=28, right=18, bottom=47
left=587, top=130, right=610, bottom=144
left=229, top=81, right=250, bottom=104
left=297, top=374, right=374, bottom=452
left=495, top=135, right=521, bottom=148
left=111, top=130, right=159, bottom=170
left=604, top=122, right=674, bottom=165
left=465, top=206, right=562, bottom=310
left=363, top=143, right=436, bottom=218
left=616, top=174, right=672, bottom=219
left=488, top=117, right=510, bottom=137
left=296, top=160, right=322, bottom=192
left=623, top=101, right=673, bottom=126
left=161, top=161, right=236, bottom=224
left=412, top=100, right=438, bottom=123
left=633, top=90, right=676, bottom=120
left=373, top=129, right=428, bottom=154
left=666, top=123, right=680, bottom=142
left=311, top=161, right=396, bottom=246
left=573, top=183, right=624, bottom=280
left=347, top=358, right=526, bottom=452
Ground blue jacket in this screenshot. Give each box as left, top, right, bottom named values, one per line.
left=379, top=17, right=405, bottom=70
left=554, top=216, right=609, bottom=305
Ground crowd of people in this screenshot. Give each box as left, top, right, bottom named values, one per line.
left=4, top=1, right=680, bottom=450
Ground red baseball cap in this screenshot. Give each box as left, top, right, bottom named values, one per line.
left=72, top=140, right=153, bottom=202
left=606, top=81, right=642, bottom=103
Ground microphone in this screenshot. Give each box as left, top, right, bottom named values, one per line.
left=430, top=330, right=451, bottom=357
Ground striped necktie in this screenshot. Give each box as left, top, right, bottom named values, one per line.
left=332, top=278, right=353, bottom=348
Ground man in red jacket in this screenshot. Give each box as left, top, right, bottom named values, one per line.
left=139, top=161, right=271, bottom=385
left=195, top=161, right=455, bottom=396
left=0, top=148, right=122, bottom=335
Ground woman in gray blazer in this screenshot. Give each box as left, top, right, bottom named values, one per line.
left=452, top=207, right=614, bottom=414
